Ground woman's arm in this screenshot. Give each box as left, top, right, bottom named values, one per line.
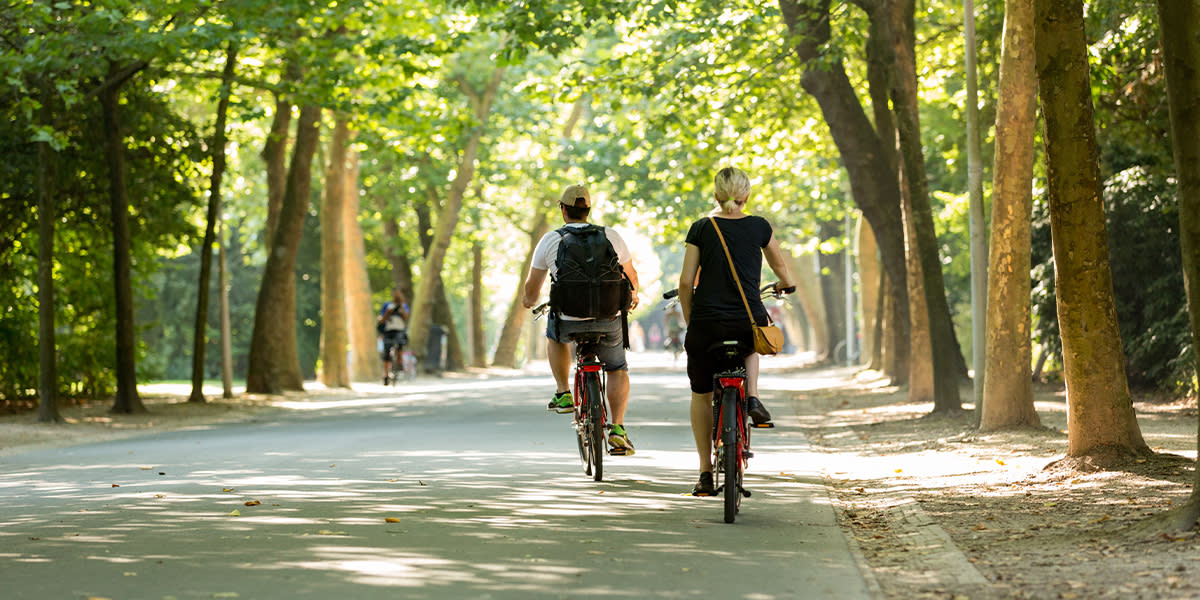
left=678, top=244, right=701, bottom=326
left=762, top=233, right=793, bottom=290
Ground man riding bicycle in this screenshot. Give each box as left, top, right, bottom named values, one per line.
left=521, top=184, right=640, bottom=454
left=378, top=288, right=410, bottom=385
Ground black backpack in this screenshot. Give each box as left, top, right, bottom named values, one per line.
left=549, top=224, right=633, bottom=320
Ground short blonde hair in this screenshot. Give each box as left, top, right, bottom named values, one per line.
left=714, top=167, right=751, bottom=211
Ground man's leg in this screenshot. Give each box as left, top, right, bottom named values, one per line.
left=547, top=338, right=572, bottom=394
left=607, top=369, right=629, bottom=424
left=690, top=391, right=714, bottom=472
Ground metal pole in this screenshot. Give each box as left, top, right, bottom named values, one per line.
left=965, top=0, right=987, bottom=419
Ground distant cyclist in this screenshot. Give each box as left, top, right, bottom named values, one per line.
left=677, top=167, right=794, bottom=495
left=378, top=288, right=410, bottom=385
left=522, top=184, right=640, bottom=454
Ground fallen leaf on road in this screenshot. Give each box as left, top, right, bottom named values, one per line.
left=995, top=459, right=1006, bottom=466
left=111, top=484, right=119, bottom=488
left=385, top=517, right=403, bottom=523
left=222, top=487, right=235, bottom=493
left=894, top=469, right=903, bottom=473
left=317, top=530, right=346, bottom=536
left=228, top=509, right=241, bottom=517
left=244, top=500, right=261, bottom=506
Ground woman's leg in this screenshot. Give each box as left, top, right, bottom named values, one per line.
left=690, top=391, right=714, bottom=472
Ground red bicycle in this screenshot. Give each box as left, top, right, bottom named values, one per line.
left=665, top=282, right=793, bottom=522
left=533, top=303, right=620, bottom=481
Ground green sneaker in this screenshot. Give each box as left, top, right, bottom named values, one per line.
left=547, top=391, right=573, bottom=413
left=608, top=424, right=635, bottom=455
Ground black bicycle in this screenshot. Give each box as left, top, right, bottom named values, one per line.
left=664, top=283, right=793, bottom=522
left=533, top=303, right=617, bottom=481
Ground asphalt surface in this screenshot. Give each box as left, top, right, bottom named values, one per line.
left=0, top=359, right=874, bottom=599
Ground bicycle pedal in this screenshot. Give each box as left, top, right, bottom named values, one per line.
left=744, top=451, right=754, bottom=458
left=752, top=422, right=775, bottom=428
left=741, top=487, right=752, bottom=498
left=608, top=447, right=628, bottom=456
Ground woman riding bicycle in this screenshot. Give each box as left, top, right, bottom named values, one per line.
left=677, top=167, right=794, bottom=496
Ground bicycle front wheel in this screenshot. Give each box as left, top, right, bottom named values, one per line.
left=587, top=375, right=604, bottom=482
left=721, top=387, right=741, bottom=523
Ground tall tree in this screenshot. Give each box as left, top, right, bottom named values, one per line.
left=779, top=0, right=912, bottom=386
left=245, top=101, right=322, bottom=394
left=493, top=212, right=550, bottom=367
left=320, top=116, right=352, bottom=388
left=189, top=43, right=238, bottom=404
left=99, top=59, right=149, bottom=414
left=1154, top=0, right=1200, bottom=533
left=36, top=81, right=60, bottom=423
left=1035, top=0, right=1147, bottom=461
left=886, top=0, right=963, bottom=412
left=469, top=239, right=486, bottom=368
left=981, top=0, right=1040, bottom=431
left=407, top=59, right=507, bottom=360
left=343, top=147, right=377, bottom=382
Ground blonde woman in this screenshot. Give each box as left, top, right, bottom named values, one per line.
left=676, top=167, right=794, bottom=495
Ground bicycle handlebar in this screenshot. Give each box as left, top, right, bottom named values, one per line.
left=532, top=302, right=550, bottom=321
left=662, top=283, right=795, bottom=301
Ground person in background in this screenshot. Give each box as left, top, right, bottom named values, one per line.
left=378, top=288, right=410, bottom=385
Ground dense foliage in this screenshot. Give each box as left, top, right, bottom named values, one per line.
left=1, top=0, right=1195, bottom=404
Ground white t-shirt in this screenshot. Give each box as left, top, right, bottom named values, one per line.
left=531, top=223, right=632, bottom=279
left=531, top=223, right=632, bottom=320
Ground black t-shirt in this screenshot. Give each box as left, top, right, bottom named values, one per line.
left=684, top=215, right=773, bottom=323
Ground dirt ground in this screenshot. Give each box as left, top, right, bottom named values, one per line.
left=798, top=371, right=1200, bottom=600
left=3, top=370, right=1200, bottom=599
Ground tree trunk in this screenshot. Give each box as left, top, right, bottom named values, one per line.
left=1036, top=0, right=1147, bottom=460
left=887, top=0, right=962, bottom=413
left=36, top=82, right=60, bottom=423
left=408, top=63, right=506, bottom=360
left=218, top=223, right=233, bottom=399
left=903, top=181, right=935, bottom=403
left=779, top=0, right=911, bottom=382
left=320, top=116, right=351, bottom=388
left=245, top=103, right=322, bottom=394
left=189, top=43, right=237, bottom=404
left=818, top=220, right=848, bottom=359
left=411, top=189, right=465, bottom=371
left=343, top=148, right=377, bottom=382
left=470, top=240, right=486, bottom=368
left=493, top=212, right=550, bottom=368
left=981, top=0, right=1040, bottom=431
left=857, top=216, right=882, bottom=371
left=1154, top=0, right=1200, bottom=532
left=262, top=83, right=293, bottom=247
left=382, top=217, right=414, bottom=303
left=100, top=64, right=146, bottom=415
left=787, top=251, right=829, bottom=361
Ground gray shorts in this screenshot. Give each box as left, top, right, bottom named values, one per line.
left=546, top=313, right=627, bottom=372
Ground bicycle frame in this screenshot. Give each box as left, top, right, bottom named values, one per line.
left=712, top=362, right=751, bottom=523
left=571, top=339, right=610, bottom=481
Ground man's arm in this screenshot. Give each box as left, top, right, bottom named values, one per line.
left=678, top=244, right=700, bottom=326
left=621, top=260, right=640, bottom=309
left=522, top=267, right=548, bottom=308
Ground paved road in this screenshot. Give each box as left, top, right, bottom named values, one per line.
left=0, top=363, right=874, bottom=599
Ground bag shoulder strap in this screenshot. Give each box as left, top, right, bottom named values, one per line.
left=708, top=217, right=767, bottom=327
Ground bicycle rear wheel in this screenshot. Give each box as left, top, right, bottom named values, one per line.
left=721, top=387, right=741, bottom=523
left=586, top=375, right=604, bottom=482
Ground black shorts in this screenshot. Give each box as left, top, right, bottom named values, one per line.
left=380, top=330, right=407, bottom=361
left=684, top=317, right=764, bottom=394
